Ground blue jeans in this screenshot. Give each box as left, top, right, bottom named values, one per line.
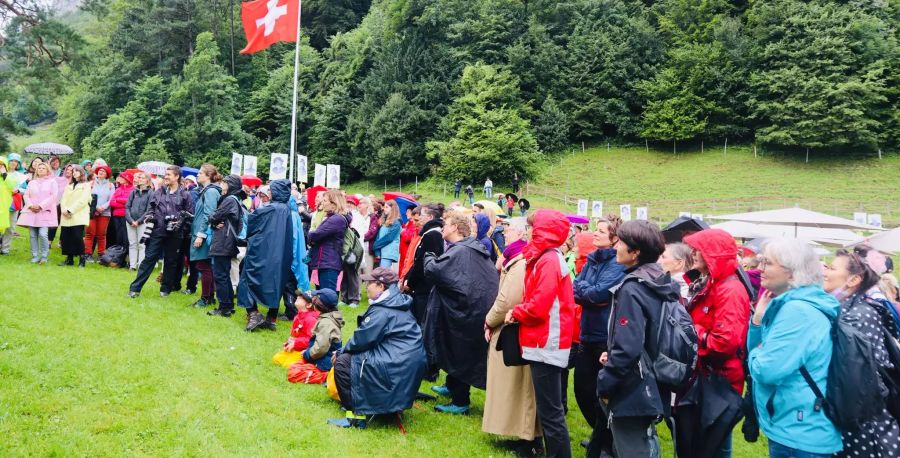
left=28, top=226, right=49, bottom=262
left=769, top=440, right=831, bottom=458
left=378, top=258, right=394, bottom=269
left=317, top=268, right=339, bottom=291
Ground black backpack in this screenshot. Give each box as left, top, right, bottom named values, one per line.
left=799, top=297, right=887, bottom=430
left=99, top=245, right=128, bottom=268
left=648, top=281, right=699, bottom=391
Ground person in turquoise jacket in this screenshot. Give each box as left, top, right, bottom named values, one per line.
left=373, top=200, right=402, bottom=268
left=748, top=238, right=843, bottom=457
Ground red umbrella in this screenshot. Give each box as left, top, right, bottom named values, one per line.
left=241, top=175, right=263, bottom=187
left=306, top=185, right=328, bottom=207
left=383, top=191, right=416, bottom=202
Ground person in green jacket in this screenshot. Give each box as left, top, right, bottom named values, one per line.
left=0, top=156, right=18, bottom=237
left=748, top=238, right=842, bottom=457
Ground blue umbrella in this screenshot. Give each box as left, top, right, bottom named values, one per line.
left=181, top=166, right=199, bottom=178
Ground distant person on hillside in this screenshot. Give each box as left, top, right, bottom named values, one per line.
left=453, top=179, right=462, bottom=199
left=465, top=185, right=475, bottom=205
left=512, top=173, right=519, bottom=194
left=483, top=178, right=493, bottom=197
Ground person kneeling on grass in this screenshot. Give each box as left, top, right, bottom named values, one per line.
left=287, top=289, right=344, bottom=384
left=272, top=290, right=320, bottom=368
left=327, top=268, right=427, bottom=429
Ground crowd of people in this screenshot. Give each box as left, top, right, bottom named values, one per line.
left=3, top=153, right=900, bottom=458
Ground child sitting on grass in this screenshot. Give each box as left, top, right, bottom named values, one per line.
left=272, top=290, right=320, bottom=368
left=287, top=289, right=345, bottom=384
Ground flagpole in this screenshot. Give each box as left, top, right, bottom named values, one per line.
left=287, top=0, right=302, bottom=182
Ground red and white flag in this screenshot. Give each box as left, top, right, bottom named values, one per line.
left=239, top=0, right=299, bottom=54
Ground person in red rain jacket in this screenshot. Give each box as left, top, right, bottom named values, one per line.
left=507, top=209, right=576, bottom=458
left=683, top=228, right=750, bottom=394
left=680, top=228, right=750, bottom=458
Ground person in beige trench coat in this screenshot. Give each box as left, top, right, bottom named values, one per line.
left=482, top=217, right=542, bottom=445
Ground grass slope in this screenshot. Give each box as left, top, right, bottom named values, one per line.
left=345, top=145, right=900, bottom=226
left=0, top=234, right=767, bottom=456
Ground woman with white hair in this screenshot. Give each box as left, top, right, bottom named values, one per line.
left=748, top=238, right=842, bottom=457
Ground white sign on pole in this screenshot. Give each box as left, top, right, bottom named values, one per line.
left=867, top=214, right=882, bottom=228
left=577, top=199, right=589, bottom=216
left=230, top=153, right=243, bottom=175
left=269, top=153, right=288, bottom=180
left=636, top=207, right=648, bottom=221
left=853, top=212, right=868, bottom=225
left=679, top=211, right=691, bottom=218
left=591, top=201, right=604, bottom=218
left=242, top=155, right=258, bottom=176
left=297, top=155, right=308, bottom=183
left=314, top=164, right=326, bottom=187
left=620, top=204, right=632, bottom=222
left=326, top=164, right=341, bottom=189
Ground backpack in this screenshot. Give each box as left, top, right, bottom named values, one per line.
left=227, top=195, right=248, bottom=246
left=98, top=245, right=128, bottom=267
left=798, top=297, right=887, bottom=430
left=650, top=293, right=700, bottom=390
left=341, top=226, right=363, bottom=266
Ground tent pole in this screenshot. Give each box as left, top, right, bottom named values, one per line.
left=287, top=0, right=303, bottom=182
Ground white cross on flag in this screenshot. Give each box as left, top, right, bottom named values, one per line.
left=239, top=0, right=299, bottom=54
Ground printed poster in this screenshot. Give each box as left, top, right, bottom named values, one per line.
left=230, top=153, right=243, bottom=175
left=314, top=164, right=326, bottom=187
left=269, top=153, right=288, bottom=180
left=242, top=155, right=258, bottom=176
left=326, top=164, right=341, bottom=189
left=297, top=155, right=308, bottom=182
left=636, top=207, right=648, bottom=221
left=577, top=199, right=588, bottom=216
left=620, top=204, right=632, bottom=222
left=591, top=201, right=604, bottom=218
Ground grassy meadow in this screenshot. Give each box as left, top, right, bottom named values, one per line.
left=0, top=234, right=768, bottom=456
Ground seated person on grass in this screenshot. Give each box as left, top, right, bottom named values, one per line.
left=286, top=289, right=344, bottom=384
left=272, top=290, right=320, bottom=368
left=328, top=268, right=427, bottom=428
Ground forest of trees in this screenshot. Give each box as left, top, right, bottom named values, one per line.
left=1, top=0, right=898, bottom=182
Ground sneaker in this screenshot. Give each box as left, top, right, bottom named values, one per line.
left=160, top=291, right=170, bottom=297
left=348, top=302, right=360, bottom=308
left=338, top=301, right=348, bottom=308
left=128, top=291, right=140, bottom=299
left=190, top=298, right=212, bottom=308
left=431, top=385, right=450, bottom=396
left=434, top=403, right=469, bottom=415
left=245, top=310, right=265, bottom=331
left=327, top=411, right=368, bottom=429
left=182, top=289, right=196, bottom=295
left=207, top=308, right=234, bottom=317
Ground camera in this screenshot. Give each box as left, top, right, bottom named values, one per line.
left=164, top=210, right=194, bottom=234
left=139, top=214, right=156, bottom=244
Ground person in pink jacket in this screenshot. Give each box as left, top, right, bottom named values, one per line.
left=18, top=162, right=59, bottom=264
left=108, top=171, right=133, bottom=250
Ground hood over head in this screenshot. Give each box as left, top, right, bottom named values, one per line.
left=474, top=213, right=491, bottom=240
left=524, top=209, right=570, bottom=260
left=222, top=174, right=243, bottom=196
left=270, top=179, right=291, bottom=203
left=684, top=229, right=739, bottom=281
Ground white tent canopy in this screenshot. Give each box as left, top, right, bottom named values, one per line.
left=709, top=207, right=882, bottom=231
left=846, top=226, right=900, bottom=254
left=712, top=221, right=863, bottom=246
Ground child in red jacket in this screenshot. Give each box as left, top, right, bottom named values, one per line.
left=272, top=290, right=320, bottom=368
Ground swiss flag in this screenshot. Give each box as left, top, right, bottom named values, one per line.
left=239, top=0, right=300, bottom=54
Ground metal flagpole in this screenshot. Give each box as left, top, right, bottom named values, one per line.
left=287, top=0, right=303, bottom=182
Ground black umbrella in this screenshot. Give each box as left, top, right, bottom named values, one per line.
left=662, top=216, right=710, bottom=243
left=505, top=193, right=519, bottom=203
left=518, top=198, right=530, bottom=210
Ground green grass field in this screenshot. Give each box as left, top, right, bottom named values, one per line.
left=345, top=144, right=900, bottom=227
left=0, top=234, right=768, bottom=456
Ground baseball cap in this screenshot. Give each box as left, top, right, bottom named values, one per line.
left=360, top=267, right=399, bottom=285
left=310, top=289, right=339, bottom=311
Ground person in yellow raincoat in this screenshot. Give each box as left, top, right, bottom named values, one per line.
left=0, top=156, right=18, bottom=235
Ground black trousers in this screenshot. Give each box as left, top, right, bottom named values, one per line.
left=59, top=225, right=85, bottom=256
left=334, top=352, right=354, bottom=411
left=212, top=255, right=235, bottom=310
left=531, top=361, right=572, bottom=458
left=109, top=215, right=127, bottom=248
left=130, top=234, right=182, bottom=294
left=574, top=342, right=608, bottom=424
left=412, top=292, right=429, bottom=326
left=445, top=374, right=470, bottom=407
left=282, top=274, right=299, bottom=320
left=181, top=236, right=198, bottom=291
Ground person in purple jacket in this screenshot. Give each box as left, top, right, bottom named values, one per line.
left=307, top=189, right=349, bottom=291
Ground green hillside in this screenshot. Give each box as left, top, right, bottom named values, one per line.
left=346, top=144, right=900, bottom=227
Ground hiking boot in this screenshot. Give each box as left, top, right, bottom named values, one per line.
left=182, top=289, right=196, bottom=295
left=159, top=291, right=170, bottom=298
left=207, top=308, right=234, bottom=318
left=434, top=403, right=469, bottom=415
left=128, top=291, right=140, bottom=299
left=78, top=255, right=87, bottom=268
left=245, top=310, right=265, bottom=331
left=348, top=302, right=360, bottom=308
left=431, top=385, right=450, bottom=396
left=58, top=256, right=74, bottom=266
left=258, top=320, right=277, bottom=331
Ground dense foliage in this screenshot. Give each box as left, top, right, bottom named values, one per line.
left=2, top=0, right=898, bottom=180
